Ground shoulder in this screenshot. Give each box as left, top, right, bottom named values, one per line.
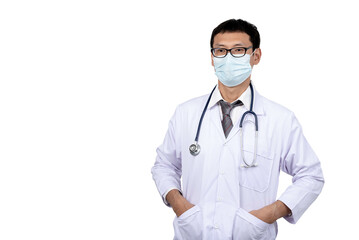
left=168, top=93, right=211, bottom=125
left=176, top=93, right=210, bottom=113
left=168, top=93, right=210, bottom=132
left=259, top=93, right=294, bottom=117
left=256, top=92, right=298, bottom=128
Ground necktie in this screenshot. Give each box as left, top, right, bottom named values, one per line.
left=219, top=100, right=243, bottom=138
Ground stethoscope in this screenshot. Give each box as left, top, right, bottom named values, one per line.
left=189, top=82, right=259, bottom=168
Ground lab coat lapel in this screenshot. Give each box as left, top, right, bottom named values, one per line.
left=225, top=89, right=265, bottom=143
left=207, top=88, right=265, bottom=143
left=226, top=118, right=240, bottom=142
left=252, top=88, right=265, bottom=116
left=209, top=104, right=226, bottom=142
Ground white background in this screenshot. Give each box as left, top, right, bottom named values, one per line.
left=0, top=0, right=358, bottom=239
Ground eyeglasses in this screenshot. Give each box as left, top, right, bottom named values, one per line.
left=211, top=46, right=253, bottom=58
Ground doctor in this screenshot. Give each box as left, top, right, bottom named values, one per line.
left=151, top=18, right=324, bottom=240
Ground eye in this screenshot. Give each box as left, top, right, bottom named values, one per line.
left=231, top=47, right=246, bottom=57
left=233, top=48, right=245, bottom=53
left=213, top=48, right=227, bottom=57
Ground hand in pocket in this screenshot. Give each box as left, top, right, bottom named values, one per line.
left=232, top=208, right=270, bottom=240
left=176, top=205, right=203, bottom=240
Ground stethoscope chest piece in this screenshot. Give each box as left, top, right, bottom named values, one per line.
left=189, top=142, right=201, bottom=156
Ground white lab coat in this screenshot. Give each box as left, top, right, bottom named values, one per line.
left=151, top=88, right=324, bottom=240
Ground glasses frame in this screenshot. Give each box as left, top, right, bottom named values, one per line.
left=211, top=46, right=253, bottom=58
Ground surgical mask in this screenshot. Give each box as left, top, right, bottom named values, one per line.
left=213, top=52, right=254, bottom=87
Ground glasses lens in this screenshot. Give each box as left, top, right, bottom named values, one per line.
left=231, top=47, right=246, bottom=57
left=213, top=48, right=227, bottom=58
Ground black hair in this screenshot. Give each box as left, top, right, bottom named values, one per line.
left=210, top=19, right=260, bottom=50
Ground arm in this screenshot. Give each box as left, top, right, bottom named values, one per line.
left=151, top=106, right=184, bottom=207
left=278, top=113, right=324, bottom=224
left=249, top=200, right=291, bottom=224
left=251, top=113, right=324, bottom=224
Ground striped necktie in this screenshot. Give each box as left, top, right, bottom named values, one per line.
left=219, top=100, right=243, bottom=138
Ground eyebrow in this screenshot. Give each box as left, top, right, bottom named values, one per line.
left=214, top=43, right=245, bottom=48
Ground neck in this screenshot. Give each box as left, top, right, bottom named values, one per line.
left=218, top=78, right=251, bottom=103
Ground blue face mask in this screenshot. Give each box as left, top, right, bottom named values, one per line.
left=213, top=52, right=254, bottom=87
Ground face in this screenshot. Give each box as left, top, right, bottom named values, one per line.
left=211, top=32, right=261, bottom=67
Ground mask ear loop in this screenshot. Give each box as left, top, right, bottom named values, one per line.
left=251, top=49, right=257, bottom=59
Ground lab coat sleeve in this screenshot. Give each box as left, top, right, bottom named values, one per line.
left=278, top=112, right=324, bottom=224
left=151, top=106, right=182, bottom=207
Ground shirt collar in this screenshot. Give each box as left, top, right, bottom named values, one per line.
left=208, top=84, right=253, bottom=111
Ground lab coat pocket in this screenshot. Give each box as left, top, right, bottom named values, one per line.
left=238, top=149, right=273, bottom=192
left=175, top=205, right=203, bottom=240
left=232, top=208, right=270, bottom=240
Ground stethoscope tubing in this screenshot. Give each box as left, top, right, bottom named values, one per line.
left=194, top=86, right=217, bottom=142
left=190, top=82, right=259, bottom=168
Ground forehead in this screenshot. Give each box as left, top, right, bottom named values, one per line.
left=213, top=32, right=251, bottom=47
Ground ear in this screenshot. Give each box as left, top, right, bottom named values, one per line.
left=252, top=48, right=262, bottom=66
left=211, top=53, right=214, bottom=67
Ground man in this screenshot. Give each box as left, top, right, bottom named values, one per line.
left=151, top=19, right=324, bottom=240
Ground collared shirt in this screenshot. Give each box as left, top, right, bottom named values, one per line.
left=208, top=84, right=253, bottom=126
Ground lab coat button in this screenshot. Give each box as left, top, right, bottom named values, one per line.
left=214, top=224, right=219, bottom=229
